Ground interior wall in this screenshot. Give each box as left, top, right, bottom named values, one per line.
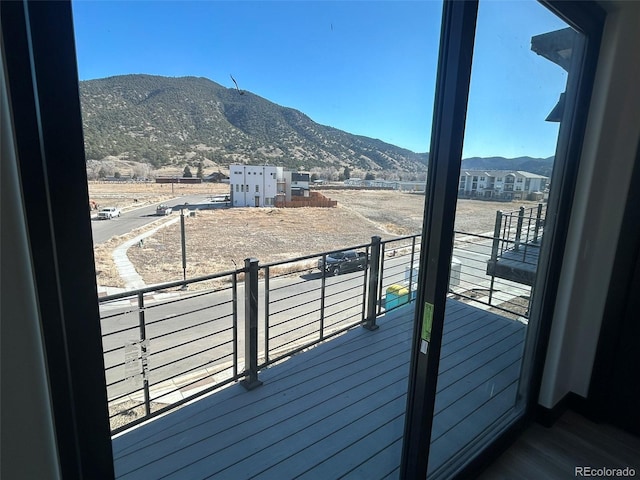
left=0, top=31, right=61, bottom=478
left=539, top=0, right=640, bottom=408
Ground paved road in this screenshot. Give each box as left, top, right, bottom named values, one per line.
left=91, top=195, right=214, bottom=244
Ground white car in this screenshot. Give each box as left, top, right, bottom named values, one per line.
left=156, top=204, right=173, bottom=215
left=97, top=207, right=121, bottom=220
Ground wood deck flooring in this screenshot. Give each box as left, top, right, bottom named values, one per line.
left=112, top=299, right=526, bottom=479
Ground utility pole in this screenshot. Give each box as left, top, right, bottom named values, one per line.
left=180, top=208, right=187, bottom=287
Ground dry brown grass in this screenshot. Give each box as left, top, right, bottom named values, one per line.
left=322, top=190, right=426, bottom=236
left=94, top=237, right=127, bottom=288
left=325, top=189, right=542, bottom=235
left=108, top=399, right=168, bottom=431
left=127, top=207, right=395, bottom=285
left=92, top=183, right=543, bottom=288
left=93, top=215, right=184, bottom=288
left=88, top=181, right=229, bottom=210
left=89, top=182, right=231, bottom=288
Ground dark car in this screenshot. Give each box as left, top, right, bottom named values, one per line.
left=317, top=250, right=368, bottom=276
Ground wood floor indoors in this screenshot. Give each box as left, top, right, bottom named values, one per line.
left=478, top=409, right=640, bottom=479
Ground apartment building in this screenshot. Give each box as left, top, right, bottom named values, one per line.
left=459, top=170, right=549, bottom=200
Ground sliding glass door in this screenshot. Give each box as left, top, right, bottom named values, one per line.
left=402, top=1, right=603, bottom=477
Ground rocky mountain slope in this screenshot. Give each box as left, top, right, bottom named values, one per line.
left=79, top=74, right=428, bottom=173
left=80, top=74, right=553, bottom=178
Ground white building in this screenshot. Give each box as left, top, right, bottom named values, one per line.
left=229, top=165, right=312, bottom=206
left=229, top=164, right=283, bottom=207
left=458, top=170, right=549, bottom=200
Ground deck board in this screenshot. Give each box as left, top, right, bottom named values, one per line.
left=434, top=341, right=523, bottom=420
left=114, top=316, right=412, bottom=457
left=113, top=299, right=526, bottom=479
left=115, top=347, right=409, bottom=477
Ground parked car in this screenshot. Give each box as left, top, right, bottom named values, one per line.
left=97, top=207, right=121, bottom=220
left=318, top=250, right=369, bottom=276
left=156, top=204, right=172, bottom=215
left=210, top=195, right=230, bottom=203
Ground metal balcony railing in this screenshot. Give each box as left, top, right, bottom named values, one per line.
left=492, top=204, right=544, bottom=260
left=486, top=204, right=546, bottom=286
left=99, top=231, right=533, bottom=434
left=452, top=231, right=533, bottom=318
left=100, top=272, right=241, bottom=434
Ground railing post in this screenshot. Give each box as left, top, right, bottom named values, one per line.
left=363, top=236, right=381, bottom=331
left=408, top=236, right=417, bottom=300
left=487, top=211, right=503, bottom=290
left=377, top=243, right=386, bottom=316
left=533, top=203, right=543, bottom=243
left=264, top=266, right=270, bottom=364
left=241, top=258, right=262, bottom=390
left=137, top=292, right=151, bottom=417
left=490, top=211, right=503, bottom=262
left=232, top=272, right=238, bottom=379
left=180, top=209, right=187, bottom=284
left=488, top=275, right=496, bottom=306
left=320, top=254, right=326, bottom=341
left=514, top=206, right=525, bottom=252
left=361, top=245, right=369, bottom=323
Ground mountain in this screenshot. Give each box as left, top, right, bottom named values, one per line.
left=79, top=74, right=555, bottom=177
left=79, top=74, right=429, bottom=173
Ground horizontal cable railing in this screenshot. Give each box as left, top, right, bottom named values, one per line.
left=99, top=270, right=241, bottom=435
left=261, top=242, right=372, bottom=367
left=100, top=225, right=539, bottom=433
left=452, top=230, right=532, bottom=319
left=493, top=204, right=545, bottom=263
left=378, top=236, right=420, bottom=315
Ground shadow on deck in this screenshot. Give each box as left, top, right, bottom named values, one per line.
left=112, top=299, right=526, bottom=479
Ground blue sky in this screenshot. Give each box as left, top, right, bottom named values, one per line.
left=72, top=1, right=570, bottom=158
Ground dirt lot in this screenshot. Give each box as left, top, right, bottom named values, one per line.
left=89, top=183, right=542, bottom=287
left=324, top=189, right=536, bottom=235
left=125, top=206, right=393, bottom=285
left=89, top=181, right=229, bottom=210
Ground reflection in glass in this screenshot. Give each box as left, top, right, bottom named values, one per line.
left=428, top=1, right=583, bottom=476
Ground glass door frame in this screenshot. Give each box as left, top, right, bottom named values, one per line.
left=401, top=1, right=479, bottom=477
left=2, top=1, right=114, bottom=477
left=400, top=1, right=605, bottom=478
